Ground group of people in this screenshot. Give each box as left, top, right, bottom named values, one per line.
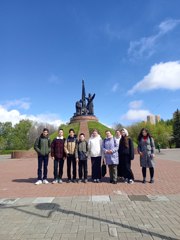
left=34, top=127, right=155, bottom=185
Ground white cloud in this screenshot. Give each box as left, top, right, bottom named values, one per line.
left=105, top=24, right=122, bottom=40
left=128, top=19, right=180, bottom=60
left=121, top=109, right=151, bottom=122
left=159, top=19, right=180, bottom=34
left=129, top=100, right=143, bottom=109
left=128, top=35, right=157, bottom=59
left=128, top=61, right=180, bottom=95
left=3, top=98, right=31, bottom=110
left=48, top=74, right=62, bottom=85
left=111, top=83, right=119, bottom=92
left=0, top=105, right=64, bottom=127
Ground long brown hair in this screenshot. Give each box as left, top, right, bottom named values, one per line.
left=121, top=135, right=129, bottom=148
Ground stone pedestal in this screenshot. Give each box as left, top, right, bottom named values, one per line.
left=11, top=150, right=37, bottom=159
left=70, top=115, right=98, bottom=123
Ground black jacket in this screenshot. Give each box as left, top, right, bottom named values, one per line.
left=118, top=137, right=134, bottom=160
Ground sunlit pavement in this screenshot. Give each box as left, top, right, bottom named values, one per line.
left=0, top=150, right=180, bottom=240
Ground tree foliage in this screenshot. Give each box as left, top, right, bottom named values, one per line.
left=11, top=120, right=33, bottom=150
left=0, top=120, right=58, bottom=151
left=173, top=109, right=180, bottom=148
left=126, top=120, right=173, bottom=149
left=0, top=111, right=178, bottom=151
left=0, top=122, right=13, bottom=150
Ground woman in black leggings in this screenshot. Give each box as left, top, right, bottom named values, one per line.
left=138, top=128, right=155, bottom=184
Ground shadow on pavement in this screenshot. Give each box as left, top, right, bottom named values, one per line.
left=0, top=202, right=178, bottom=240
left=12, top=178, right=37, bottom=183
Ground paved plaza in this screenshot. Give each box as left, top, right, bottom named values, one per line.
left=0, top=149, right=180, bottom=240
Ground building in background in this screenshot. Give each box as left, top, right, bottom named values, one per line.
left=155, top=115, right=161, bottom=124
left=147, top=115, right=161, bottom=124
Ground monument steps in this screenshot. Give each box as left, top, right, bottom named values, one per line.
left=78, top=121, right=90, bottom=139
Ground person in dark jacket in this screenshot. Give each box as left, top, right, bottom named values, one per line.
left=64, top=129, right=78, bottom=183
left=75, top=133, right=88, bottom=183
left=118, top=128, right=134, bottom=184
left=34, top=128, right=51, bottom=185
left=138, top=128, right=155, bottom=184
left=51, top=129, right=66, bottom=184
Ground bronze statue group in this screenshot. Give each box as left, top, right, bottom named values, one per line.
left=34, top=127, right=155, bottom=185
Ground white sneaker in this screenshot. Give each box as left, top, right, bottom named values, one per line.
left=52, top=179, right=58, bottom=184
left=58, top=179, right=63, bottom=184
left=129, top=179, right=134, bottom=184
left=35, top=180, right=42, bottom=185
left=43, top=179, right=49, bottom=184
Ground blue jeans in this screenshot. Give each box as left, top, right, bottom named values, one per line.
left=37, top=155, right=49, bottom=180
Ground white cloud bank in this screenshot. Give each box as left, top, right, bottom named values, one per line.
left=3, top=98, right=31, bottom=110
left=121, top=100, right=151, bottom=122
left=121, top=109, right=151, bottom=122
left=128, top=19, right=180, bottom=59
left=128, top=61, right=180, bottom=95
left=0, top=105, right=64, bottom=127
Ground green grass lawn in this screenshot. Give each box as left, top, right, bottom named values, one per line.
left=50, top=122, right=80, bottom=140
left=88, top=121, right=115, bottom=138
left=50, top=121, right=115, bottom=140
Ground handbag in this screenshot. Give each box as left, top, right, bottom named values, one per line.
left=101, top=160, right=107, bottom=177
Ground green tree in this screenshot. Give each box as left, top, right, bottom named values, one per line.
left=0, top=122, right=13, bottom=150
left=153, top=122, right=172, bottom=148
left=127, top=120, right=172, bottom=149
left=12, top=120, right=33, bottom=150
left=113, top=122, right=124, bottom=130
left=173, top=109, right=180, bottom=148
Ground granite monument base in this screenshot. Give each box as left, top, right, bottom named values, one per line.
left=70, top=115, right=98, bottom=123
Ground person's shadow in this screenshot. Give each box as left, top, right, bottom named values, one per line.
left=12, top=178, right=54, bottom=183
left=12, top=178, right=37, bottom=183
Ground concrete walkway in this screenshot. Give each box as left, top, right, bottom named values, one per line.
left=0, top=150, right=180, bottom=240
left=78, top=121, right=90, bottom=138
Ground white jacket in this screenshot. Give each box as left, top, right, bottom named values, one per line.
left=88, top=134, right=103, bottom=157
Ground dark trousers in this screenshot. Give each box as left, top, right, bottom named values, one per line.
left=67, top=154, right=76, bottom=180
left=142, top=167, right=154, bottom=179
left=78, top=160, right=88, bottom=180
left=37, top=155, right=49, bottom=180
left=117, top=156, right=123, bottom=177
left=91, top=156, right=101, bottom=180
left=108, top=164, right=118, bottom=182
left=120, top=154, right=134, bottom=180
left=54, top=158, right=64, bottom=179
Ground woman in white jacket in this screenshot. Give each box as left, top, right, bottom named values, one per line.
left=88, top=129, right=103, bottom=183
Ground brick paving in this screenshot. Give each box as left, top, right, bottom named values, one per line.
left=0, top=151, right=180, bottom=240
left=0, top=152, right=180, bottom=198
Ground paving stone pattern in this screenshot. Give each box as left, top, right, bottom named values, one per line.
left=0, top=195, right=180, bottom=240
left=0, top=154, right=180, bottom=198
left=0, top=150, right=180, bottom=239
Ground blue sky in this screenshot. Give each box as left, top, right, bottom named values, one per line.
left=0, top=0, right=180, bottom=127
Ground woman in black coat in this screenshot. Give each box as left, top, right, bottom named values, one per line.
left=118, top=128, right=134, bottom=184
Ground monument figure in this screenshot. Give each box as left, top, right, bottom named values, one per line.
left=86, top=93, right=95, bottom=115
left=75, top=100, right=82, bottom=116
left=81, top=80, right=86, bottom=111
left=74, top=80, right=96, bottom=116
